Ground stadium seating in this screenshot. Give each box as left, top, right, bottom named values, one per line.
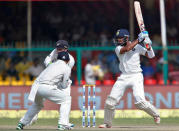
left=158, top=80, right=170, bottom=85
left=103, top=80, right=115, bottom=85
left=144, top=79, right=157, bottom=85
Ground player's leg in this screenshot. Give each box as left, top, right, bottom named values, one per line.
left=132, top=73, right=160, bottom=124
left=58, top=96, right=73, bottom=130
left=37, top=84, right=73, bottom=130
left=60, top=85, right=74, bottom=127
left=16, top=94, right=44, bottom=130
left=27, top=83, right=72, bottom=127
left=99, top=77, right=127, bottom=128
left=26, top=114, right=38, bottom=126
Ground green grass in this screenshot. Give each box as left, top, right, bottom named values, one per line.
left=0, top=117, right=178, bottom=126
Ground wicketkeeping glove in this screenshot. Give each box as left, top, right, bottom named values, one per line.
left=138, top=31, right=149, bottom=42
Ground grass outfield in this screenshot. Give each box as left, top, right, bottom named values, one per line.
left=0, top=118, right=179, bottom=131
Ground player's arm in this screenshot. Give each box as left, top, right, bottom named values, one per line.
left=137, top=36, right=155, bottom=59
left=119, top=39, right=139, bottom=54
left=119, top=31, right=148, bottom=54
left=68, top=54, right=75, bottom=69
left=44, top=49, right=57, bottom=67
left=144, top=37, right=155, bottom=58
left=61, top=67, right=71, bottom=89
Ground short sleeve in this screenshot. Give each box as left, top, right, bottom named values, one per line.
left=115, top=46, right=122, bottom=56
left=136, top=44, right=147, bottom=56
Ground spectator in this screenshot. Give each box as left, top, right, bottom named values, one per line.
left=84, top=59, right=96, bottom=85
left=6, top=62, right=19, bottom=80
left=84, top=59, right=104, bottom=85
left=0, top=53, right=6, bottom=80
left=15, top=56, right=31, bottom=75
left=168, top=61, right=179, bottom=82
left=142, top=60, right=155, bottom=78
left=25, top=58, right=44, bottom=80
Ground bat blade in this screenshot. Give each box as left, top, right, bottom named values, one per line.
left=134, top=1, right=149, bottom=48
left=134, top=1, right=146, bottom=32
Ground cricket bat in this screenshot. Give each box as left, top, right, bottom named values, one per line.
left=134, top=1, right=149, bottom=48
left=134, top=1, right=146, bottom=32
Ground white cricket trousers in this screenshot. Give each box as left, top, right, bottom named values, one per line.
left=20, top=83, right=71, bottom=126
left=110, top=73, right=146, bottom=103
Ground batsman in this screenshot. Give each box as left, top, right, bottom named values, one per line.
left=99, top=29, right=160, bottom=128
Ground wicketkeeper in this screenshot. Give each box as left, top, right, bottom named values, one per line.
left=16, top=51, right=73, bottom=130
left=27, top=40, right=75, bottom=127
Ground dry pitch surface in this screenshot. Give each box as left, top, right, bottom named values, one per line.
left=0, top=118, right=179, bottom=131
left=1, top=125, right=179, bottom=131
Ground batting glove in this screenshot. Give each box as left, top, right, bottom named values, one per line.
left=138, top=31, right=149, bottom=42
left=143, top=36, right=152, bottom=49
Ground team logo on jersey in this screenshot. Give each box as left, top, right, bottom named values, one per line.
left=132, top=48, right=136, bottom=51
left=116, top=30, right=120, bottom=35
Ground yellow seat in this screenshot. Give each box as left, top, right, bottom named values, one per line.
left=5, top=76, right=11, bottom=81
left=25, top=75, right=30, bottom=81
left=25, top=80, right=34, bottom=86
left=0, top=80, right=10, bottom=86
left=11, top=80, right=24, bottom=86
left=0, top=80, right=3, bottom=86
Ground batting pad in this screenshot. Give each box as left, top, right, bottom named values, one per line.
left=135, top=100, right=160, bottom=117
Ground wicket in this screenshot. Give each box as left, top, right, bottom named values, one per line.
left=82, top=85, right=96, bottom=127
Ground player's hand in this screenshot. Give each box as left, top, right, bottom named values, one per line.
left=68, top=79, right=72, bottom=84
left=138, top=31, right=149, bottom=42
left=143, top=36, right=152, bottom=49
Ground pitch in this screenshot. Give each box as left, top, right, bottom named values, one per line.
left=0, top=118, right=179, bottom=131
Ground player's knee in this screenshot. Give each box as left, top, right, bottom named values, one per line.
left=105, top=96, right=118, bottom=110
left=61, top=96, right=71, bottom=105
left=33, top=103, right=44, bottom=110
left=135, top=100, right=149, bottom=110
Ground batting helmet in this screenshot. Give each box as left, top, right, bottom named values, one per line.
left=113, top=29, right=129, bottom=46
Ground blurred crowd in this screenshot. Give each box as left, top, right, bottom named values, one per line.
left=0, top=0, right=178, bottom=45
left=0, top=0, right=178, bottom=85
left=0, top=49, right=179, bottom=85
left=0, top=52, right=44, bottom=83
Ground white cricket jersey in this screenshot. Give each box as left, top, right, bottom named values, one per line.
left=37, top=60, right=71, bottom=89
left=44, top=49, right=75, bottom=69
left=115, top=44, right=147, bottom=74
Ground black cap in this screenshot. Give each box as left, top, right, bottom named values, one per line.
left=115, top=29, right=129, bottom=38
left=57, top=51, right=70, bottom=61
left=56, top=40, right=69, bottom=49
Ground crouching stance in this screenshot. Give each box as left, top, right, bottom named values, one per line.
left=99, top=29, right=160, bottom=128
left=16, top=52, right=73, bottom=130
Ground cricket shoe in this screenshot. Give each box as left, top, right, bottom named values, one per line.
left=154, top=116, right=160, bottom=124
left=58, top=124, right=73, bottom=130
left=98, top=123, right=111, bottom=128
left=68, top=123, right=74, bottom=127
left=16, top=123, right=24, bottom=130
left=27, top=115, right=38, bottom=126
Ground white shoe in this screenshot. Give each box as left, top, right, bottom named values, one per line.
left=154, top=116, right=160, bottom=124
left=68, top=123, right=74, bottom=127
left=98, top=123, right=111, bottom=128
left=58, top=124, right=72, bottom=130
